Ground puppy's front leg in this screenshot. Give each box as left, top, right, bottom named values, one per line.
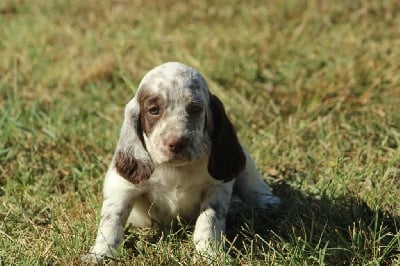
left=83, top=170, right=142, bottom=263
left=193, top=182, right=233, bottom=258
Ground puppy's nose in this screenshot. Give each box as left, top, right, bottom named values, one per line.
left=166, top=136, right=189, bottom=153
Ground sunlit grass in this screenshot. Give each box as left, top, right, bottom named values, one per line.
left=0, top=0, right=399, bottom=264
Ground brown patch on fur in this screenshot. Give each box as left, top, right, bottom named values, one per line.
left=157, top=81, right=165, bottom=90
left=137, top=89, right=164, bottom=135
left=208, top=94, right=246, bottom=182
left=171, top=79, right=178, bottom=88
left=115, top=151, right=153, bottom=184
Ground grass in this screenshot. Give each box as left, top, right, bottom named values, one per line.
left=0, top=0, right=399, bottom=264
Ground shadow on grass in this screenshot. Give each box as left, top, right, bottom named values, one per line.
left=120, top=181, right=399, bottom=264
left=226, top=181, right=400, bottom=264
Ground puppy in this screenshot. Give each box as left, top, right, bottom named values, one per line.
left=83, top=62, right=280, bottom=263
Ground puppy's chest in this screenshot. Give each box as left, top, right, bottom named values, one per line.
left=141, top=166, right=215, bottom=222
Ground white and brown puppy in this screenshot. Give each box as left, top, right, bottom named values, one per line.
left=83, top=62, right=280, bottom=263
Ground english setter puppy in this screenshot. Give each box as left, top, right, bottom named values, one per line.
left=83, top=62, right=280, bottom=263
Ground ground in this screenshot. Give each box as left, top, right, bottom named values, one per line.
left=0, top=0, right=399, bottom=265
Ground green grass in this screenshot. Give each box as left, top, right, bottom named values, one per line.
left=1, top=0, right=399, bottom=265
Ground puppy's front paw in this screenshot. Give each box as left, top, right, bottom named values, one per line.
left=81, top=253, right=105, bottom=265
left=81, top=251, right=115, bottom=265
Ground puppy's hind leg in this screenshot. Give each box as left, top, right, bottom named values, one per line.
left=233, top=150, right=280, bottom=210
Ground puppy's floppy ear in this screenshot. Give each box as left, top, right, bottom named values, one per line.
left=208, top=94, right=246, bottom=182
left=113, top=97, right=154, bottom=184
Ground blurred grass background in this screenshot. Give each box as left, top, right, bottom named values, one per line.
left=0, top=0, right=399, bottom=264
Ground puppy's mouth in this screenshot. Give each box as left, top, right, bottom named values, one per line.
left=160, top=147, right=203, bottom=166
left=163, top=152, right=195, bottom=165
left=150, top=136, right=205, bottom=166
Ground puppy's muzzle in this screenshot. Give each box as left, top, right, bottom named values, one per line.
left=164, top=136, right=190, bottom=154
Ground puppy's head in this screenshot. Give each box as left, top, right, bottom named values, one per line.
left=114, top=62, right=245, bottom=184
left=136, top=62, right=210, bottom=166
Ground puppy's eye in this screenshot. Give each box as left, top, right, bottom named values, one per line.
left=188, top=104, right=202, bottom=114
left=148, top=106, right=160, bottom=115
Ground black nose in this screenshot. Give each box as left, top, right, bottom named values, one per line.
left=166, top=137, right=189, bottom=153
